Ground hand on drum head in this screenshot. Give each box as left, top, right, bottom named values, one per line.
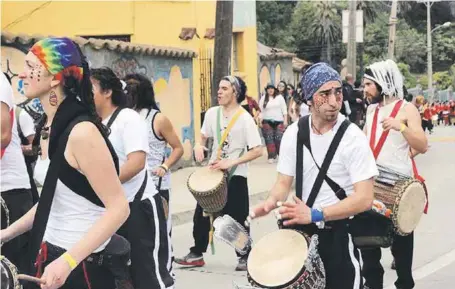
left=194, top=144, right=208, bottom=163
left=246, top=197, right=279, bottom=226
left=40, top=256, right=73, bottom=289
left=277, top=196, right=312, bottom=226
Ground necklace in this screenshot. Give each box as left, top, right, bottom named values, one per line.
left=311, top=120, right=337, bottom=135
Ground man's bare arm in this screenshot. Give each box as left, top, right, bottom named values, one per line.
left=322, top=178, right=374, bottom=221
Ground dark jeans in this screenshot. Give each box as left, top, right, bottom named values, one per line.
left=362, top=232, right=414, bottom=289
left=190, top=176, right=250, bottom=258
left=1, top=188, right=34, bottom=273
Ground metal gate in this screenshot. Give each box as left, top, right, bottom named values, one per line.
left=199, top=48, right=213, bottom=113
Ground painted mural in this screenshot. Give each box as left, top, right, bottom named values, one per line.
left=1, top=45, right=27, bottom=103
left=258, top=63, right=282, bottom=94
left=1, top=41, right=195, bottom=167
left=258, top=58, right=294, bottom=96
left=84, top=48, right=195, bottom=166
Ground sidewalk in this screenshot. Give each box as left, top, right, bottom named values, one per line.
left=170, top=148, right=278, bottom=226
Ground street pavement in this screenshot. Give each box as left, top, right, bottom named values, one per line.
left=168, top=124, right=455, bottom=289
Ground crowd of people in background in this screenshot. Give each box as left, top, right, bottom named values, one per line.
left=244, top=72, right=454, bottom=161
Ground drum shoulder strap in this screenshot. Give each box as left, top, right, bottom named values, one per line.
left=296, top=116, right=351, bottom=208
left=107, top=107, right=125, bottom=129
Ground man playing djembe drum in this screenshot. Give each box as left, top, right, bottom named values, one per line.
left=175, top=76, right=263, bottom=271
left=250, top=63, right=379, bottom=289
left=362, top=59, right=428, bottom=289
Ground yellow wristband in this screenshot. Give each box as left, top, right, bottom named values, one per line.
left=62, top=252, right=77, bottom=270
left=400, top=123, right=407, bottom=133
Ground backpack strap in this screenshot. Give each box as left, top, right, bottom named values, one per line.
left=107, top=107, right=124, bottom=129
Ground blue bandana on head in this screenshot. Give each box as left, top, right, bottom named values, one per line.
left=300, top=63, right=341, bottom=101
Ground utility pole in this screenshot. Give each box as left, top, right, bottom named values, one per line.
left=426, top=0, right=434, bottom=101
left=387, top=0, right=398, bottom=59
left=347, top=0, right=357, bottom=78
left=211, top=0, right=234, bottom=106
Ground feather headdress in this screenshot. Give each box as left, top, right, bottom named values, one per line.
left=364, top=59, right=404, bottom=99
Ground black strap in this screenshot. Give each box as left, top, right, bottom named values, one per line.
left=301, top=116, right=348, bottom=202
left=296, top=116, right=351, bottom=208
left=107, top=107, right=124, bottom=129
left=150, top=110, right=165, bottom=191
left=28, top=116, right=86, bottom=274
left=134, top=171, right=148, bottom=202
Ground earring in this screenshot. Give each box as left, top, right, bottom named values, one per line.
left=49, top=91, right=58, bottom=106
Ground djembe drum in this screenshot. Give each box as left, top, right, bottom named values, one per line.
left=247, top=230, right=326, bottom=289
left=374, top=166, right=427, bottom=236
left=187, top=166, right=229, bottom=253
left=1, top=256, right=44, bottom=289
left=1, top=197, right=9, bottom=230
left=187, top=166, right=228, bottom=214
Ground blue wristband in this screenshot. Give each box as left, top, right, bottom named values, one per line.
left=311, top=209, right=324, bottom=223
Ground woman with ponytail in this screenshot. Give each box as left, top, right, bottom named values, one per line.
left=0, top=38, right=130, bottom=289
left=92, top=68, right=175, bottom=289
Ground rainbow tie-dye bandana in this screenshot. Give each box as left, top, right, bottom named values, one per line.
left=30, top=37, right=83, bottom=81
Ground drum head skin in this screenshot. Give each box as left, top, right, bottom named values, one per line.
left=396, top=182, right=426, bottom=235
left=188, top=167, right=224, bottom=192
left=248, top=230, right=308, bottom=288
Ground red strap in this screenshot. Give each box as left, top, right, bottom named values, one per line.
left=411, top=157, right=429, bottom=214
left=370, top=100, right=403, bottom=160
left=0, top=109, right=14, bottom=159
left=34, top=243, right=48, bottom=278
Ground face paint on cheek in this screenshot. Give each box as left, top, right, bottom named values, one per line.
left=313, top=97, right=328, bottom=111
left=35, top=64, right=44, bottom=82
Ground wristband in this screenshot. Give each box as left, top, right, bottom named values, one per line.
left=311, top=208, right=324, bottom=223
left=400, top=123, right=407, bottom=133
left=160, top=164, right=169, bottom=172
left=62, top=252, right=77, bottom=270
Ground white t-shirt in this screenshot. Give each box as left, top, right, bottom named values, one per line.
left=0, top=73, right=30, bottom=192
left=277, top=114, right=378, bottom=208
left=103, top=108, right=157, bottom=202
left=18, top=108, right=35, bottom=138
left=202, top=106, right=262, bottom=178
left=259, top=94, right=287, bottom=122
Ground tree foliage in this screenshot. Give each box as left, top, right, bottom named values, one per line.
left=256, top=0, right=455, bottom=83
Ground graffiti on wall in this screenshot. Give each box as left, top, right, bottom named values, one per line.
left=1, top=45, right=27, bottom=103
left=111, top=55, right=148, bottom=79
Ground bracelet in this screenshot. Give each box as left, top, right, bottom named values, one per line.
left=311, top=208, right=324, bottom=223
left=400, top=123, right=407, bottom=133
left=62, top=252, right=77, bottom=270
left=160, top=164, right=169, bottom=172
